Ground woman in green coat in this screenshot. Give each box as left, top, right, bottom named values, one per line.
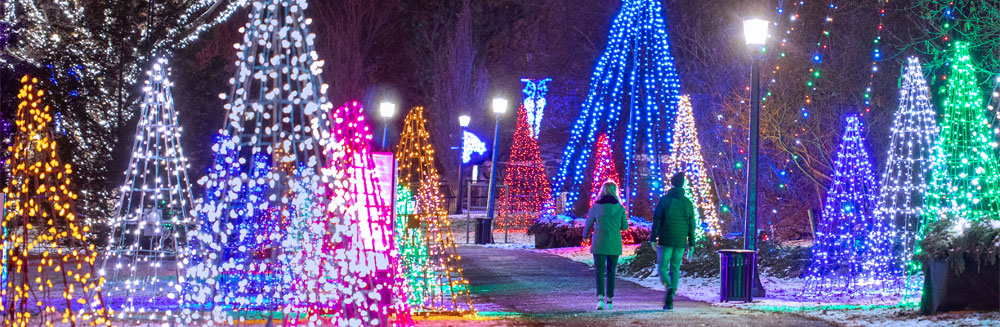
left=583, top=181, right=629, bottom=310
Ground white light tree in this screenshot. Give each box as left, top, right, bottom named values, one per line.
left=101, top=58, right=195, bottom=323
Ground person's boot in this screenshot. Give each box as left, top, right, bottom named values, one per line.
left=597, top=295, right=605, bottom=310
left=666, top=288, right=677, bottom=310
left=606, top=297, right=613, bottom=310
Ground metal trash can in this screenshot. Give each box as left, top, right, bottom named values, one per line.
left=474, top=218, right=494, bottom=244
left=718, top=249, right=757, bottom=303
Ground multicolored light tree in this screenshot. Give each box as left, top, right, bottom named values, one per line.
left=101, top=58, right=194, bottom=322
left=395, top=106, right=475, bottom=314
left=588, top=134, right=620, bottom=207
left=2, top=75, right=110, bottom=325
left=497, top=105, right=553, bottom=229
left=665, top=95, right=720, bottom=239
left=804, top=115, right=893, bottom=296
left=871, top=57, right=938, bottom=286
left=922, top=41, right=1000, bottom=231
left=182, top=0, right=333, bottom=324
left=284, top=101, right=410, bottom=326
left=552, top=0, right=681, bottom=215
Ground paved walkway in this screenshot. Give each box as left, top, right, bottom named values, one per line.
left=439, top=245, right=833, bottom=327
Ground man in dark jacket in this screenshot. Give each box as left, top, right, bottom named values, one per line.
left=649, top=172, right=696, bottom=310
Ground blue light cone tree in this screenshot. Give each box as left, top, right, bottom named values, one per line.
left=870, top=57, right=938, bottom=295
left=552, top=0, right=681, bottom=216
left=804, top=115, right=893, bottom=297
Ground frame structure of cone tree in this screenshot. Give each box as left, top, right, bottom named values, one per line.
left=588, top=133, right=621, bottom=207
left=804, top=115, right=895, bottom=297
left=287, top=100, right=411, bottom=326
left=394, top=106, right=475, bottom=315
left=552, top=0, right=681, bottom=216
left=872, top=57, right=938, bottom=292
left=2, top=75, right=110, bottom=325
left=921, top=41, right=1000, bottom=236
left=496, top=104, right=553, bottom=229
left=665, top=95, right=721, bottom=240
left=182, top=0, right=334, bottom=324
left=100, top=58, right=194, bottom=322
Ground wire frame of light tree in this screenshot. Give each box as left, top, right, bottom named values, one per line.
left=100, top=58, right=195, bottom=323
left=665, top=95, right=722, bottom=240
left=280, top=100, right=412, bottom=326
left=182, top=0, right=334, bottom=324
left=552, top=0, right=681, bottom=216
left=2, top=75, right=111, bottom=326
left=394, top=106, right=476, bottom=315
left=871, top=56, right=938, bottom=301
left=803, top=115, right=894, bottom=298
left=497, top=105, right=553, bottom=229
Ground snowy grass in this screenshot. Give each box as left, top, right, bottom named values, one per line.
left=489, top=230, right=1000, bottom=327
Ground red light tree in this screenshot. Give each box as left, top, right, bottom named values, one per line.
left=497, top=105, right=553, bottom=229
left=589, top=134, right=621, bottom=207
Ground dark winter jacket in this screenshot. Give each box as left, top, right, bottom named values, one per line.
left=650, top=187, right=696, bottom=247
left=583, top=194, right=629, bottom=255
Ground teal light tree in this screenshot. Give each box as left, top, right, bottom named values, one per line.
left=921, top=41, right=1000, bottom=238
left=552, top=0, right=681, bottom=215
left=870, top=57, right=938, bottom=294
left=804, top=115, right=894, bottom=297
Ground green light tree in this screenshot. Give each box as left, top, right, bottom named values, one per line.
left=921, top=41, right=1000, bottom=239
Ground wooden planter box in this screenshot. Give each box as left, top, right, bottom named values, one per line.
left=921, top=257, right=1000, bottom=314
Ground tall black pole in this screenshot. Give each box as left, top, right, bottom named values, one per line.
left=484, top=115, right=501, bottom=243
left=381, top=122, right=389, bottom=151
left=744, top=54, right=760, bottom=251
left=455, top=126, right=466, bottom=214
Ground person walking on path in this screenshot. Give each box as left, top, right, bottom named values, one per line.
left=650, top=172, right=696, bottom=310
left=583, top=181, right=629, bottom=311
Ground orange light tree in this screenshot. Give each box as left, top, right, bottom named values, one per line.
left=2, top=75, right=110, bottom=326
left=665, top=95, right=721, bottom=240
left=496, top=105, right=553, bottom=229
left=394, top=107, right=475, bottom=314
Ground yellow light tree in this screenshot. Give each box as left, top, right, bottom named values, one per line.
left=2, top=75, right=110, bottom=326
left=665, top=95, right=721, bottom=239
left=395, top=106, right=475, bottom=315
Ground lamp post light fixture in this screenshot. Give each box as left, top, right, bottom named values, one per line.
left=455, top=114, right=471, bottom=215
left=379, top=101, right=396, bottom=150
left=481, top=98, right=508, bottom=244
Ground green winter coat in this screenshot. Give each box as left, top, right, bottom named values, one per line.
left=651, top=187, right=696, bottom=247
left=583, top=195, right=629, bottom=255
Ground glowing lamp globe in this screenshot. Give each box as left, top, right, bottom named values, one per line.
left=459, top=115, right=471, bottom=128
left=492, top=98, right=508, bottom=115
left=743, top=18, right=769, bottom=46
left=379, top=102, right=396, bottom=119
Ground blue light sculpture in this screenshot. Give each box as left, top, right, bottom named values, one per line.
left=552, top=0, right=681, bottom=213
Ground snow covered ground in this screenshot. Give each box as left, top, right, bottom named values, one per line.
left=473, top=227, right=1000, bottom=327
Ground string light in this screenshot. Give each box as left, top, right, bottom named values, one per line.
left=291, top=100, right=411, bottom=326
left=462, top=131, right=486, bottom=164
left=2, top=74, right=111, bottom=326
left=520, top=78, right=552, bottom=138
left=100, top=58, right=194, bottom=323
left=589, top=134, right=620, bottom=208
left=871, top=57, right=938, bottom=298
left=182, top=0, right=334, bottom=324
left=497, top=105, right=554, bottom=229
left=552, top=0, right=681, bottom=214
left=665, top=95, right=721, bottom=239
left=395, top=107, right=476, bottom=315
left=859, top=2, right=887, bottom=116
left=920, top=41, right=1000, bottom=249
left=803, top=115, right=893, bottom=297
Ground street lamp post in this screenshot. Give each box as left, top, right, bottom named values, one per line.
left=743, top=17, right=768, bottom=299
left=455, top=115, right=471, bottom=215
left=379, top=101, right=396, bottom=150
left=481, top=98, right=507, bottom=244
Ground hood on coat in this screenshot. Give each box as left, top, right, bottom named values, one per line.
left=594, top=194, right=620, bottom=205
